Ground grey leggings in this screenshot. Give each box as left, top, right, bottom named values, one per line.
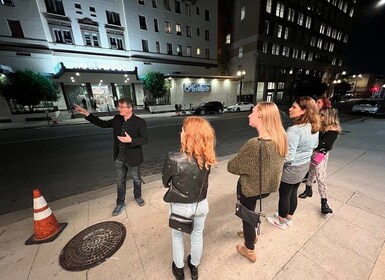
left=306, top=152, right=329, bottom=199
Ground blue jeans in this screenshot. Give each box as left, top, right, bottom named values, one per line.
left=115, top=160, right=142, bottom=205
left=170, top=199, right=209, bottom=269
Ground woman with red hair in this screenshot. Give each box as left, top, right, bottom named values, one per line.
left=162, top=116, right=216, bottom=280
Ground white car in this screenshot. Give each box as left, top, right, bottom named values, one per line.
left=227, top=102, right=254, bottom=112
left=351, top=100, right=381, bottom=115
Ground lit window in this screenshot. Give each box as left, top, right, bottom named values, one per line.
left=337, top=31, right=342, bottom=40
left=165, top=21, right=171, bottom=34
left=317, top=38, right=322, bottom=49
left=277, top=25, right=282, bottom=38
left=292, top=48, right=299, bottom=58
left=186, top=46, right=192, bottom=56
left=326, top=26, right=332, bottom=36
left=300, top=50, right=306, bottom=60
left=264, top=21, right=270, bottom=34
left=282, top=46, right=290, bottom=57
left=305, top=16, right=311, bottom=29
left=276, top=2, right=284, bottom=18
left=332, top=58, right=337, bottom=65
left=297, top=13, right=304, bottom=25
left=176, top=23, right=182, bottom=35
left=196, top=47, right=200, bottom=55
left=320, top=23, right=325, bottom=34
left=239, top=46, right=243, bottom=58
left=329, top=42, right=334, bottom=52
left=240, top=6, right=245, bottom=20
left=308, top=52, right=313, bottom=61
left=225, top=34, right=231, bottom=44
left=284, top=27, right=289, bottom=39
left=272, top=44, right=280, bottom=55
left=310, top=36, right=316, bottom=47
left=177, top=44, right=182, bottom=56
left=266, top=0, right=272, bottom=13
left=262, top=42, right=268, bottom=53
left=287, top=8, right=295, bottom=22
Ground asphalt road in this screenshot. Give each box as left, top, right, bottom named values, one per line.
left=0, top=110, right=359, bottom=215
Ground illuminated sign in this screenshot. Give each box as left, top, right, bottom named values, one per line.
left=184, top=83, right=211, bottom=92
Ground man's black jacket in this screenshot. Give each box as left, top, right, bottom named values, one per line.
left=85, top=113, right=149, bottom=166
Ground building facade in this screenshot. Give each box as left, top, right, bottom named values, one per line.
left=218, top=0, right=359, bottom=104
left=0, top=0, right=239, bottom=119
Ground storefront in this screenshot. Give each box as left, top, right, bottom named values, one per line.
left=53, top=62, right=143, bottom=112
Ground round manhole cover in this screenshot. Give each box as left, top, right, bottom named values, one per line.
left=59, top=221, right=126, bottom=271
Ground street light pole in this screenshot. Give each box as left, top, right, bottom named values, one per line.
left=237, top=70, right=246, bottom=102
left=352, top=74, right=362, bottom=95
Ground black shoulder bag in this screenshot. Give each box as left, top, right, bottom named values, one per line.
left=235, top=139, right=265, bottom=235
left=169, top=169, right=207, bottom=234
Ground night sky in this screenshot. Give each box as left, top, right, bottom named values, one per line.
left=345, top=0, right=385, bottom=75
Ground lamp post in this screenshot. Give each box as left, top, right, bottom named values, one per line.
left=237, top=70, right=246, bottom=102
left=352, top=74, right=362, bottom=95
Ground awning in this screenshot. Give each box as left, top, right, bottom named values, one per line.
left=0, top=64, right=14, bottom=74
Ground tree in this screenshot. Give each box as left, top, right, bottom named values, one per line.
left=141, top=71, right=171, bottom=99
left=294, top=74, right=328, bottom=98
left=0, top=69, right=60, bottom=112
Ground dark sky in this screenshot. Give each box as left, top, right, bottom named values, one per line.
left=345, top=0, right=385, bottom=75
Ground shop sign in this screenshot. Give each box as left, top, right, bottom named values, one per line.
left=54, top=62, right=134, bottom=73
left=183, top=83, right=211, bottom=92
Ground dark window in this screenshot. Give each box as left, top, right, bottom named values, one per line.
left=139, top=15, right=147, bottom=30
left=152, top=0, right=157, bottom=8
left=205, top=9, right=209, bottom=21
left=53, top=28, right=73, bottom=44
left=196, top=7, right=199, bottom=15
left=205, top=30, right=209, bottom=41
left=1, top=0, right=14, bottom=6
left=90, top=6, right=96, bottom=12
left=138, top=0, right=144, bottom=5
left=175, top=0, right=181, bottom=13
left=109, top=36, right=124, bottom=50
left=156, top=41, right=160, bottom=53
left=45, top=0, right=65, bottom=15
left=196, top=28, right=200, bottom=36
left=167, top=43, right=172, bottom=55
left=205, top=49, right=209, bottom=59
left=106, top=11, right=121, bottom=26
left=164, top=0, right=170, bottom=11
left=74, top=3, right=81, bottom=9
left=186, top=26, right=191, bottom=37
left=154, top=18, right=159, bottom=32
left=7, top=20, right=24, bottom=38
left=142, top=39, right=149, bottom=52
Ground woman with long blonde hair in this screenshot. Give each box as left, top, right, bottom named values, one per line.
left=162, top=116, right=216, bottom=280
left=228, top=102, right=288, bottom=262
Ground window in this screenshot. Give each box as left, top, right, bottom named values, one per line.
left=277, top=25, right=282, bottom=38
left=323, top=41, right=329, bottom=50
left=320, top=23, right=325, bottom=34
left=176, top=24, right=182, bottom=35
left=337, top=31, right=342, bottom=40
left=326, top=26, right=331, bottom=36
left=167, top=43, right=172, bottom=54
left=300, top=50, right=306, bottom=60
left=331, top=58, right=336, bottom=65
left=205, top=49, right=209, bottom=59
left=205, top=9, right=209, bottom=21
left=282, top=46, right=290, bottom=57
left=1, top=0, right=14, bottom=6
left=186, top=26, right=191, bottom=37
left=89, top=6, right=96, bottom=17
left=139, top=15, right=147, bottom=30
left=53, top=27, right=73, bottom=44
left=196, top=7, right=199, bottom=15
left=238, top=46, right=243, bottom=58
left=196, top=47, right=200, bottom=55
left=106, top=11, right=121, bottom=26
left=266, top=0, right=272, bottom=13
left=205, top=30, right=209, bottom=41
left=262, top=42, right=268, bottom=53
left=297, top=13, right=304, bottom=25
left=240, top=6, right=245, bottom=20
left=165, top=21, right=171, bottom=33
left=185, top=3, right=191, bottom=16
left=287, top=8, right=295, bottom=22
left=196, top=28, right=200, bottom=36
left=225, top=34, right=231, bottom=44
left=138, top=0, right=144, bottom=5
left=272, top=44, right=280, bottom=55
left=109, top=35, right=124, bottom=49
left=276, top=2, right=284, bottom=18
left=154, top=18, right=159, bottom=32
left=177, top=44, right=182, bottom=56
left=142, top=39, right=149, bottom=52
left=343, top=34, right=348, bottom=43
left=45, top=0, right=65, bottom=15
left=332, top=28, right=337, bottom=39
left=152, top=0, right=157, bottom=8
left=310, top=36, right=316, bottom=47
left=156, top=41, right=160, bottom=53
left=308, top=52, right=313, bottom=61
left=329, top=42, right=334, bottom=52
left=292, top=48, right=299, bottom=58
left=305, top=16, right=311, bottom=29
left=7, top=20, right=24, bottom=38
left=83, top=31, right=99, bottom=47
left=164, top=0, right=170, bottom=11
left=175, top=0, right=181, bottom=13
left=74, top=3, right=82, bottom=14
left=284, top=27, right=289, bottom=39
left=186, top=46, right=192, bottom=56
left=264, top=21, right=270, bottom=35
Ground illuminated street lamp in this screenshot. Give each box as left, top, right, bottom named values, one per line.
left=352, top=74, right=362, bottom=94
left=237, top=70, right=246, bottom=102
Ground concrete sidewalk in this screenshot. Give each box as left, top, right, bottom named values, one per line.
left=1, top=117, right=385, bottom=279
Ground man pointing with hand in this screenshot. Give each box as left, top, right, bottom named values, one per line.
left=74, top=97, right=149, bottom=216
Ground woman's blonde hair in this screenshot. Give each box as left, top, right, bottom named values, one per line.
left=256, top=102, right=288, bottom=157
left=294, top=96, right=321, bottom=134
left=180, top=116, right=217, bottom=169
left=320, top=107, right=342, bottom=133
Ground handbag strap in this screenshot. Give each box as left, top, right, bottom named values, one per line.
left=257, top=139, right=263, bottom=235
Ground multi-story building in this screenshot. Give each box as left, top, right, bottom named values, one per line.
left=1, top=0, right=237, bottom=119
left=218, top=0, right=359, bottom=104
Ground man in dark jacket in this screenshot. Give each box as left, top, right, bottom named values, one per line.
left=74, top=97, right=149, bottom=216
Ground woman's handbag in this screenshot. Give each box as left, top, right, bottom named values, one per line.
left=311, top=151, right=325, bottom=167
left=235, top=139, right=265, bottom=234
left=168, top=170, right=207, bottom=234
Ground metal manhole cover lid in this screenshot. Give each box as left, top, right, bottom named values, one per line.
left=59, top=221, right=126, bottom=271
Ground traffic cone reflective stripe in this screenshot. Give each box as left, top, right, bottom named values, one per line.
left=25, top=188, right=67, bottom=245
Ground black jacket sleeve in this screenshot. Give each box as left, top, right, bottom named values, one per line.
left=316, top=131, right=339, bottom=153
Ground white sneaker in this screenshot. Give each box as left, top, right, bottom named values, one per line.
left=274, top=213, right=293, bottom=226
left=267, top=216, right=287, bottom=230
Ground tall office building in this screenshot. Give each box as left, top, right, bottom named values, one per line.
left=218, top=0, right=359, bottom=103
left=1, top=0, right=232, bottom=116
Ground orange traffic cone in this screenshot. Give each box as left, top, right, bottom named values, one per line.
left=25, top=189, right=67, bottom=245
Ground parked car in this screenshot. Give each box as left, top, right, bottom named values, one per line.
left=227, top=102, right=254, bottom=112
left=351, top=99, right=382, bottom=115
left=192, top=101, right=224, bottom=115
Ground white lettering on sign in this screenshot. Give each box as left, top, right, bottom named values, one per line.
left=58, top=61, right=134, bottom=72
left=184, top=83, right=211, bottom=92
